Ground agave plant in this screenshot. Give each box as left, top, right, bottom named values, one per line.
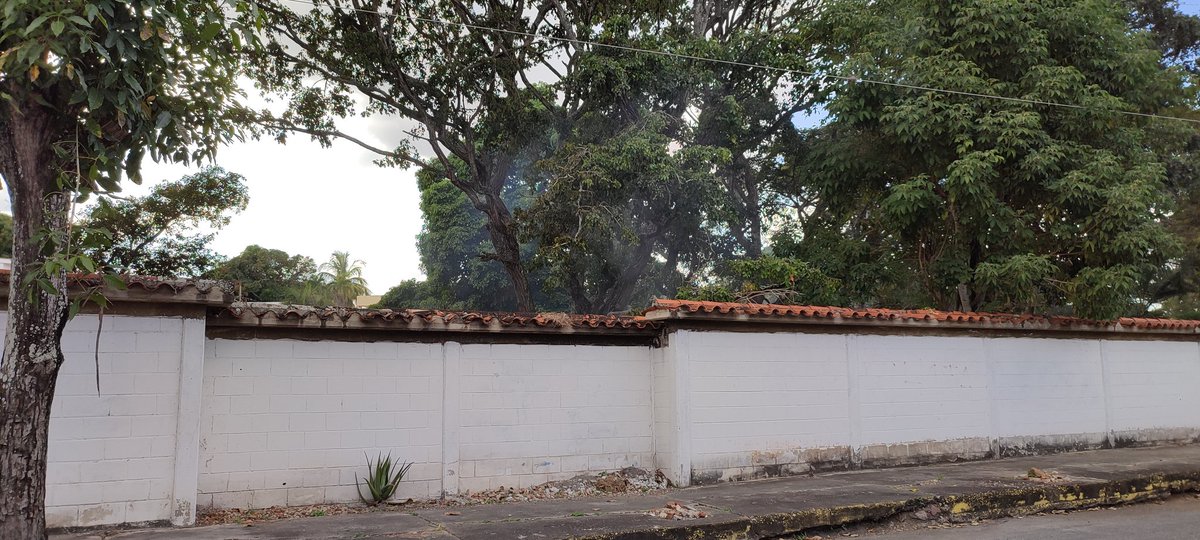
left=356, top=452, right=413, bottom=505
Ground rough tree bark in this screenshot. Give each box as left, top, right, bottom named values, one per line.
left=0, top=95, right=73, bottom=539
left=479, top=198, right=534, bottom=313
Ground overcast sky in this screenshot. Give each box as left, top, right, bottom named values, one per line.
left=1, top=96, right=426, bottom=294
left=3, top=1, right=1199, bottom=294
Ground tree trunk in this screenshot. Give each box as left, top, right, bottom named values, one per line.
left=744, top=171, right=763, bottom=259
left=478, top=197, right=535, bottom=312
left=595, top=235, right=658, bottom=314
left=0, top=98, right=72, bottom=539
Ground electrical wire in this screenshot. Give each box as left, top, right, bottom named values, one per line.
left=270, top=0, right=1200, bottom=126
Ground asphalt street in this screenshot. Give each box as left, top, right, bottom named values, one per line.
left=860, top=495, right=1200, bottom=539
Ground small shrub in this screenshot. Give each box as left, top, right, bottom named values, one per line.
left=356, top=452, right=413, bottom=505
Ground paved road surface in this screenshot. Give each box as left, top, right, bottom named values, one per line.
left=861, top=495, right=1200, bottom=539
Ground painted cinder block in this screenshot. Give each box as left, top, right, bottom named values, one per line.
left=31, top=310, right=1200, bottom=528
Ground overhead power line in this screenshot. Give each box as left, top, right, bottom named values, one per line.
left=271, top=0, right=1200, bottom=126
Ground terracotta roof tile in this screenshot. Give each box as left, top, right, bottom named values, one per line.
left=212, top=303, right=659, bottom=333
left=0, top=270, right=228, bottom=295
left=0, top=270, right=231, bottom=305
left=644, top=299, right=1200, bottom=334
left=3, top=268, right=1196, bottom=336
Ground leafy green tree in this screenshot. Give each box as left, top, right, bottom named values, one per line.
left=375, top=279, right=440, bottom=310
left=317, top=251, right=370, bottom=307
left=687, top=1, right=829, bottom=259
left=1126, top=0, right=1200, bottom=68
left=379, top=162, right=567, bottom=311
left=0, top=213, right=12, bottom=258
left=794, top=0, right=1192, bottom=318
left=526, top=112, right=725, bottom=313
left=290, top=279, right=334, bottom=307
left=244, top=0, right=581, bottom=311
left=677, top=256, right=842, bottom=305
left=210, top=245, right=320, bottom=303
left=244, top=1, right=812, bottom=312
left=0, top=1, right=255, bottom=534
left=403, top=164, right=536, bottom=311
left=77, top=166, right=248, bottom=277
left=514, top=1, right=832, bottom=311
left=1121, top=1, right=1200, bottom=308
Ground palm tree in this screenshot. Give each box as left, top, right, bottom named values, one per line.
left=318, top=251, right=370, bottom=306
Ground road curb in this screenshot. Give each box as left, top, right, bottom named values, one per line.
left=583, top=470, right=1200, bottom=539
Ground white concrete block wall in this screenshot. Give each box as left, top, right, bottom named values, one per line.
left=197, top=340, right=653, bottom=502
left=852, top=335, right=991, bottom=445
left=684, top=331, right=850, bottom=479
left=1102, top=340, right=1200, bottom=435
left=0, top=313, right=187, bottom=528
left=681, top=331, right=1200, bottom=481
left=456, top=344, right=654, bottom=492
left=986, top=338, right=1106, bottom=439
left=28, top=311, right=1200, bottom=526
left=651, top=347, right=679, bottom=482
left=198, top=339, right=444, bottom=508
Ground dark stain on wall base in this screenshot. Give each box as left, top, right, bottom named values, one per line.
left=689, top=433, right=1195, bottom=487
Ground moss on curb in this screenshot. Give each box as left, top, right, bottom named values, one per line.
left=577, top=472, right=1200, bottom=540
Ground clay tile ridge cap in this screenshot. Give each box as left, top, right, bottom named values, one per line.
left=642, top=299, right=1200, bottom=333
left=223, top=303, right=656, bottom=331
left=0, top=269, right=229, bottom=297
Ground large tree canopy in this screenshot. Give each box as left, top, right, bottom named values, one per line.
left=779, top=0, right=1196, bottom=319
left=263, top=0, right=1200, bottom=319
left=78, top=166, right=248, bottom=277
left=211, top=245, right=320, bottom=303
left=246, top=0, right=574, bottom=311
left=376, top=161, right=566, bottom=312
left=252, top=0, right=827, bottom=313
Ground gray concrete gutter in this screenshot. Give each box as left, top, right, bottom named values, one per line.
left=57, top=445, right=1200, bottom=540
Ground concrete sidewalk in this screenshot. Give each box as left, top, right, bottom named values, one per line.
left=59, top=445, right=1200, bottom=540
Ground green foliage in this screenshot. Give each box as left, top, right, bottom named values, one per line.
left=239, top=0, right=1200, bottom=319
left=212, top=247, right=372, bottom=306
left=317, top=251, right=369, bottom=307
left=1126, top=0, right=1200, bottom=66
left=376, top=160, right=568, bottom=312
left=1, top=0, right=258, bottom=319
left=525, top=112, right=726, bottom=313
left=687, top=3, right=831, bottom=258
left=409, top=164, right=532, bottom=311
left=974, top=255, right=1060, bottom=313
left=0, top=213, right=11, bottom=258
left=1152, top=292, right=1200, bottom=319
left=244, top=0, right=826, bottom=314
left=794, top=0, right=1195, bottom=318
left=1, top=0, right=257, bottom=194
left=355, top=453, right=412, bottom=506
left=677, top=256, right=841, bottom=305
left=20, top=224, right=123, bottom=313
left=244, top=0, right=574, bottom=311
left=375, top=279, right=439, bottom=310
left=210, top=245, right=319, bottom=303
left=77, top=166, right=248, bottom=277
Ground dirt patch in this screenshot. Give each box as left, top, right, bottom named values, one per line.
left=197, top=468, right=671, bottom=526
left=466, top=467, right=670, bottom=503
